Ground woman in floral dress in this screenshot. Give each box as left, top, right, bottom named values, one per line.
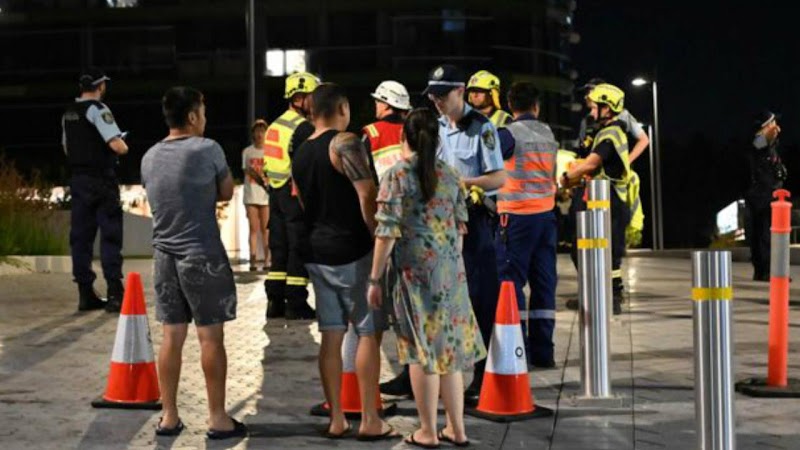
left=367, top=108, right=486, bottom=448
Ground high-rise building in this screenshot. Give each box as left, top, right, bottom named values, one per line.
left=0, top=0, right=579, bottom=182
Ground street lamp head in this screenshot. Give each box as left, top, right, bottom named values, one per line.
left=632, top=78, right=649, bottom=87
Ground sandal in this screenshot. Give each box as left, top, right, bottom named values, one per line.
left=357, top=424, right=401, bottom=442
left=438, top=428, right=470, bottom=447
left=322, top=421, right=352, bottom=439
left=404, top=430, right=440, bottom=449
left=155, top=417, right=184, bottom=437
left=206, top=417, right=248, bottom=440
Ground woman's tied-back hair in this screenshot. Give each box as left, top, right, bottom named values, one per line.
left=403, top=108, right=440, bottom=202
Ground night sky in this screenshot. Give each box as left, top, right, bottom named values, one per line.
left=574, top=1, right=798, bottom=146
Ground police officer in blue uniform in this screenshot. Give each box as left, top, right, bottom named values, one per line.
left=426, top=64, right=507, bottom=404
left=62, top=68, right=128, bottom=312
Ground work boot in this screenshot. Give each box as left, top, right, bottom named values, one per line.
left=565, top=298, right=579, bottom=310
left=285, top=301, right=316, bottom=320
left=78, top=284, right=106, bottom=312
left=105, top=279, right=124, bottom=313
left=613, top=291, right=623, bottom=315
left=266, top=298, right=286, bottom=319
left=380, top=366, right=413, bottom=397
left=753, top=272, right=770, bottom=282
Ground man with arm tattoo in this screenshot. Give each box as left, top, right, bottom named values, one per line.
left=291, top=83, right=396, bottom=441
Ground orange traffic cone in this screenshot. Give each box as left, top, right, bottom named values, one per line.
left=466, top=281, right=552, bottom=422
left=310, top=325, right=396, bottom=419
left=91, top=273, right=161, bottom=410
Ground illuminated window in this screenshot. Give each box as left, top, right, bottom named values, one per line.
left=265, top=49, right=306, bottom=77
left=106, top=0, right=139, bottom=6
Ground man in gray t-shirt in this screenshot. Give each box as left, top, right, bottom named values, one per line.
left=142, top=136, right=230, bottom=257
left=140, top=87, right=246, bottom=440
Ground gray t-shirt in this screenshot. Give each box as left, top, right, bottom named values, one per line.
left=141, top=136, right=229, bottom=256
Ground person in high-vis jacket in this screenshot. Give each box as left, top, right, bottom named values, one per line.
left=62, top=67, right=128, bottom=313
left=495, top=82, right=558, bottom=368
left=626, top=170, right=645, bottom=248
left=467, top=70, right=513, bottom=128
left=262, top=72, right=319, bottom=320
left=561, top=84, right=631, bottom=315
left=362, top=81, right=412, bottom=182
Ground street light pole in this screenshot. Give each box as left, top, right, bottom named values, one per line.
left=632, top=77, right=664, bottom=250
left=652, top=80, right=664, bottom=250
left=647, top=124, right=658, bottom=251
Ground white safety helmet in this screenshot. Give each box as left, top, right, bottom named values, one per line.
left=371, top=80, right=411, bottom=111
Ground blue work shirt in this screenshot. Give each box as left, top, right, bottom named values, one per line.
left=437, top=103, right=504, bottom=192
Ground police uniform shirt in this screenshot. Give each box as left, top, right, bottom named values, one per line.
left=62, top=99, right=122, bottom=153
left=437, top=103, right=504, bottom=192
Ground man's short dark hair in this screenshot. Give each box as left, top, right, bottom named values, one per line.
left=311, top=83, right=348, bottom=120
left=162, top=86, right=204, bottom=129
left=507, top=82, right=541, bottom=113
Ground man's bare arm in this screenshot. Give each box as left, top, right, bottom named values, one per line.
left=329, top=132, right=378, bottom=233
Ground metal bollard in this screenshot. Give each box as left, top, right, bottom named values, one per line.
left=576, top=209, right=613, bottom=398
left=586, top=179, right=613, bottom=314
left=692, top=251, right=736, bottom=450
left=736, top=189, right=800, bottom=397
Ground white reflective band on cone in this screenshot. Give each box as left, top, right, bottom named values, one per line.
left=485, top=324, right=528, bottom=376
left=111, top=315, right=155, bottom=364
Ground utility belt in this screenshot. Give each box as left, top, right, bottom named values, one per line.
left=465, top=185, right=497, bottom=217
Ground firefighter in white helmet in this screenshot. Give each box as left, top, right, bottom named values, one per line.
left=362, top=81, right=412, bottom=182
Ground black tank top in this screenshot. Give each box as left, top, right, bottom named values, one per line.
left=292, top=129, right=373, bottom=265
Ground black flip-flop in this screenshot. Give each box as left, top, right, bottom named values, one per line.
left=322, top=421, right=352, bottom=439
left=155, top=417, right=184, bottom=437
left=404, top=430, right=440, bottom=449
left=357, top=425, right=401, bottom=442
left=438, top=428, right=470, bottom=447
left=206, top=418, right=248, bottom=440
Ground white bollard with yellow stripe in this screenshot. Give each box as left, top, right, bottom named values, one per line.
left=691, top=251, right=736, bottom=450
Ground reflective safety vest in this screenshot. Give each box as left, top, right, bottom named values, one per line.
left=363, top=119, right=404, bottom=182
left=626, top=170, right=645, bottom=247
left=498, top=120, right=558, bottom=214
left=490, top=109, right=513, bottom=128
left=263, top=109, right=307, bottom=189
left=591, top=123, right=630, bottom=202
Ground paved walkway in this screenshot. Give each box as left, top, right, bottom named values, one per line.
left=0, top=255, right=798, bottom=449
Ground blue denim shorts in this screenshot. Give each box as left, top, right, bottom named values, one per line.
left=305, top=251, right=387, bottom=336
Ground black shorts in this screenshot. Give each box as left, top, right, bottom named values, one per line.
left=153, top=248, right=237, bottom=326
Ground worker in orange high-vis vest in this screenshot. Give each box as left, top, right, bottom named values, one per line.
left=262, top=72, right=319, bottom=320
left=363, top=80, right=415, bottom=397
left=495, top=82, right=558, bottom=368
left=362, top=80, right=412, bottom=182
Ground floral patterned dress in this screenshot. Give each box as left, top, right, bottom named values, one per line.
left=375, top=157, right=487, bottom=375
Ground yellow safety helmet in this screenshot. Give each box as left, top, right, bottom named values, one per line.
left=587, top=83, right=625, bottom=114
left=284, top=72, right=320, bottom=99
left=467, top=70, right=502, bottom=109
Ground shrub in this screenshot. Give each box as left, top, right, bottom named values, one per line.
left=0, top=157, right=69, bottom=256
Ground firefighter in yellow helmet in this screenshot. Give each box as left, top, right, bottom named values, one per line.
left=561, top=83, right=631, bottom=314
left=262, top=72, right=319, bottom=320
left=467, top=70, right=513, bottom=128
